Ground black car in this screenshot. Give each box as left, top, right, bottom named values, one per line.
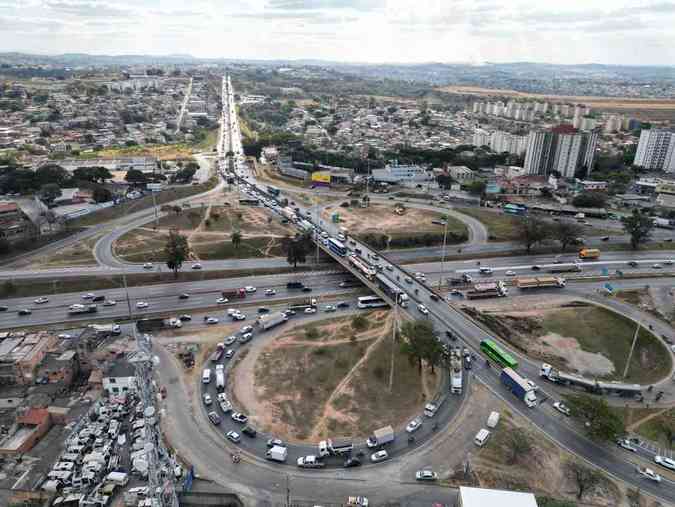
left=429, top=294, right=439, bottom=302
left=628, top=260, right=639, bottom=267
left=531, top=265, right=541, bottom=271
left=179, top=293, right=190, bottom=300
left=344, top=457, right=361, bottom=468
left=0, top=306, right=8, bottom=312
left=601, top=236, right=610, bottom=241
left=445, top=330, right=456, bottom=341
left=92, top=295, right=105, bottom=302
left=258, top=307, right=270, bottom=314
left=18, top=309, right=31, bottom=316
left=242, top=426, right=257, bottom=438
left=336, top=301, right=350, bottom=309
left=178, top=314, right=192, bottom=321
left=354, top=248, right=362, bottom=255
left=302, top=287, right=313, bottom=293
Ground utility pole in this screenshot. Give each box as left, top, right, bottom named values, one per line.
left=438, top=217, right=449, bottom=289
left=623, top=319, right=642, bottom=379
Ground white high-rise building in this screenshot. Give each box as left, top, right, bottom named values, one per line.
left=633, top=130, right=675, bottom=172
left=524, top=125, right=599, bottom=177
left=473, top=129, right=492, bottom=147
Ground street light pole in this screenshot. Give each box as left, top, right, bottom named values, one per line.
left=623, top=318, right=642, bottom=380
left=438, top=217, right=449, bottom=289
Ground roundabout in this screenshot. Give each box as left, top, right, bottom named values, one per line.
left=197, top=310, right=466, bottom=469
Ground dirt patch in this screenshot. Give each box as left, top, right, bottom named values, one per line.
left=463, top=300, right=671, bottom=384
left=231, top=311, right=435, bottom=442
left=538, top=333, right=615, bottom=377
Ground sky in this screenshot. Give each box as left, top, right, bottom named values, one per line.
left=1, top=0, right=675, bottom=65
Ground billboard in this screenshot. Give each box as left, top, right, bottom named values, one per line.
left=311, top=171, right=331, bottom=187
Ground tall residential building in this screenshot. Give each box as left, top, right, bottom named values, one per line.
left=633, top=129, right=675, bottom=173
left=524, top=125, right=599, bottom=178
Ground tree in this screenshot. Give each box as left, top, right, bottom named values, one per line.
left=173, top=166, right=197, bottom=183
left=436, top=174, right=454, bottom=190
left=572, top=192, right=607, bottom=208
left=517, top=216, right=550, bottom=253
left=231, top=229, right=242, bottom=249
left=399, top=319, right=443, bottom=374
left=566, top=461, right=603, bottom=500
left=553, top=220, right=583, bottom=252
left=35, top=164, right=68, bottom=187
left=622, top=209, right=654, bottom=250
left=92, top=186, right=112, bottom=203
left=125, top=169, right=147, bottom=185
left=564, top=394, right=625, bottom=442
left=283, top=233, right=311, bottom=268
left=164, top=229, right=190, bottom=278
left=39, top=183, right=62, bottom=203
left=503, top=427, right=532, bottom=465
left=466, top=180, right=486, bottom=196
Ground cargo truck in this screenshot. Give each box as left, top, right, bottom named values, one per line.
left=88, top=323, right=122, bottom=336
left=257, top=311, right=288, bottom=331
left=265, top=445, right=288, bottom=463
left=318, top=439, right=353, bottom=457
left=500, top=368, right=537, bottom=408
left=210, top=343, right=225, bottom=362
left=516, top=277, right=566, bottom=289
left=69, top=304, right=98, bottom=315
left=297, top=455, right=324, bottom=468
left=450, top=350, right=463, bottom=395
left=298, top=220, right=314, bottom=233
left=215, top=365, right=225, bottom=391
left=136, top=318, right=182, bottom=332
left=288, top=298, right=317, bottom=312
left=281, top=207, right=297, bottom=222
left=423, top=393, right=447, bottom=417
left=222, top=288, right=247, bottom=299
left=366, top=426, right=395, bottom=448
left=466, top=281, right=508, bottom=299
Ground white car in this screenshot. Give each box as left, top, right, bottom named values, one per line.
left=34, top=297, right=49, bottom=304
left=217, top=393, right=228, bottom=403
left=240, top=325, right=253, bottom=334
left=406, top=417, right=422, bottom=433
left=244, top=286, right=256, bottom=293
left=505, top=270, right=516, bottom=276
left=416, top=470, right=438, bottom=481
left=654, top=455, right=675, bottom=471
left=370, top=450, right=389, bottom=463
left=304, top=307, right=317, bottom=314
left=58, top=333, right=73, bottom=339
left=324, top=305, right=336, bottom=312
left=638, top=467, right=661, bottom=482
left=553, top=401, right=570, bottom=416
left=136, top=301, right=149, bottom=309
left=191, top=263, right=203, bottom=270
left=616, top=438, right=637, bottom=452
left=143, top=263, right=153, bottom=270
left=205, top=317, right=219, bottom=325
left=652, top=263, right=663, bottom=269
left=81, top=293, right=95, bottom=299
left=103, top=300, right=117, bottom=306
left=265, top=289, right=276, bottom=296
left=217, top=297, right=229, bottom=304
left=225, top=349, right=235, bottom=359
left=525, top=380, right=539, bottom=391
left=226, top=430, right=241, bottom=443
left=224, top=335, right=237, bottom=346
left=417, top=304, right=429, bottom=315
left=231, top=412, right=248, bottom=424
left=232, top=313, right=246, bottom=321
left=203, top=393, right=212, bottom=405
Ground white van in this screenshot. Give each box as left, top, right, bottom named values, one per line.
left=105, top=472, right=129, bottom=486
left=202, top=369, right=211, bottom=384
left=474, top=428, right=491, bottom=447
left=487, top=411, right=500, bottom=428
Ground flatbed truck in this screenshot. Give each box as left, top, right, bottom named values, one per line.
left=516, top=276, right=566, bottom=289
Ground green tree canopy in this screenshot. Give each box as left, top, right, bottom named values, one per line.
left=164, top=229, right=190, bottom=278
left=400, top=319, right=443, bottom=374
left=572, top=192, right=607, bottom=208
left=564, top=394, right=625, bottom=442
left=517, top=216, right=550, bottom=253
left=622, top=208, right=654, bottom=250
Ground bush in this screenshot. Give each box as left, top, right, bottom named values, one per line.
left=351, top=315, right=368, bottom=331
left=305, top=326, right=320, bottom=340
left=373, top=365, right=385, bottom=380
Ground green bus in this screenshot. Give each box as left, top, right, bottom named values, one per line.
left=480, top=339, right=518, bottom=369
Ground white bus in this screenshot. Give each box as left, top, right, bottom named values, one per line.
left=357, top=296, right=388, bottom=309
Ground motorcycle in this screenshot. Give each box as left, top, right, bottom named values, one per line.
left=232, top=453, right=241, bottom=464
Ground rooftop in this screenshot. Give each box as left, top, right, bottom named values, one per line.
left=459, top=486, right=538, bottom=507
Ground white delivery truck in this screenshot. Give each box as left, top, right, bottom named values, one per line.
left=215, top=364, right=225, bottom=391
left=265, top=445, right=288, bottom=463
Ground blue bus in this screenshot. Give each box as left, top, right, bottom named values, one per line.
left=327, top=238, right=347, bottom=257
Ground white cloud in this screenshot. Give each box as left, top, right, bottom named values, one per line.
left=0, top=0, right=673, bottom=65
